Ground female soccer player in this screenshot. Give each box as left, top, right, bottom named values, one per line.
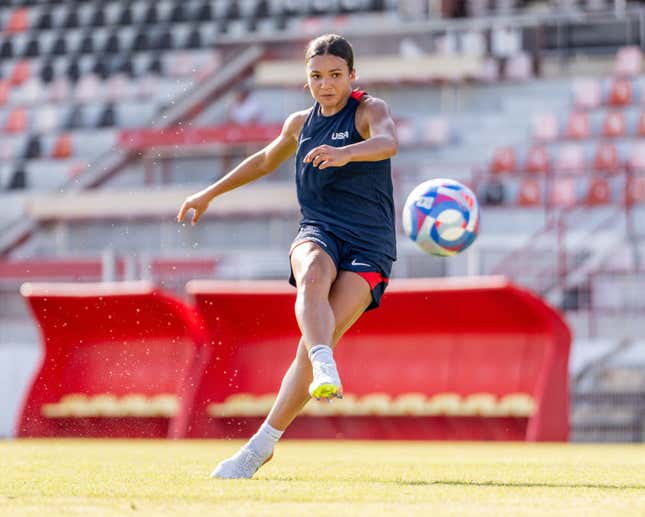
left=177, top=33, right=398, bottom=479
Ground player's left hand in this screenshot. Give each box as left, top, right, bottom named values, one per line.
left=303, top=145, right=351, bottom=169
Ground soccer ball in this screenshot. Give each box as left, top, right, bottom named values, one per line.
left=402, top=178, right=480, bottom=257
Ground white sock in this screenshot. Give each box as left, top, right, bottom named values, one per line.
left=247, top=421, right=283, bottom=458
left=308, top=344, right=334, bottom=364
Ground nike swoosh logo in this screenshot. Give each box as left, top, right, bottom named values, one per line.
left=351, top=258, right=371, bottom=267
left=299, top=136, right=312, bottom=144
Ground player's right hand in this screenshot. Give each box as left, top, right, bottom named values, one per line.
left=177, top=191, right=211, bottom=226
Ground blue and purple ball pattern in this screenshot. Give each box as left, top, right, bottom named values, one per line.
left=402, top=178, right=480, bottom=257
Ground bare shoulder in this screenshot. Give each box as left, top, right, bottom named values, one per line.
left=282, top=108, right=312, bottom=141
left=357, top=95, right=391, bottom=117
left=356, top=95, right=393, bottom=138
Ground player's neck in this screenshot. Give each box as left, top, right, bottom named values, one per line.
left=318, top=91, right=352, bottom=117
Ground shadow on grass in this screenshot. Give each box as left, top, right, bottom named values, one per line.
left=397, top=480, right=645, bottom=490
left=267, top=477, right=645, bottom=490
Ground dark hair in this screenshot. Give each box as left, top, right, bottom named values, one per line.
left=304, top=34, right=354, bottom=71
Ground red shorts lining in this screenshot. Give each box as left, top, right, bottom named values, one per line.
left=355, top=270, right=389, bottom=290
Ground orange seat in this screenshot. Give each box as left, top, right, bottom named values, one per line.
left=9, top=60, right=30, bottom=86
left=5, top=8, right=29, bottom=34
left=593, top=142, right=621, bottom=173
left=524, top=146, right=550, bottom=174
left=51, top=134, right=73, bottom=159
left=565, top=111, right=591, bottom=140
left=601, top=111, right=626, bottom=138
left=5, top=107, right=28, bottom=133
left=585, top=178, right=611, bottom=205
left=517, top=179, right=542, bottom=206
left=490, top=147, right=517, bottom=174
left=608, top=78, right=632, bottom=106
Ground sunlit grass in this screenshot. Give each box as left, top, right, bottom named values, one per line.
left=1, top=439, right=644, bottom=516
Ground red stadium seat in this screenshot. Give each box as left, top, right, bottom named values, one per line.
left=181, top=279, right=571, bottom=441
left=524, top=145, right=550, bottom=174
left=564, top=111, right=591, bottom=140
left=490, top=147, right=517, bottom=174
left=601, top=110, right=626, bottom=138
left=572, top=78, right=601, bottom=110
left=585, top=178, right=611, bottom=205
left=5, top=107, right=28, bottom=133
left=51, top=134, right=73, bottom=159
left=593, top=142, right=621, bottom=173
left=608, top=78, right=633, bottom=106
left=9, top=60, right=30, bottom=86
left=549, top=178, right=577, bottom=207
left=5, top=8, right=29, bottom=34
left=517, top=179, right=542, bottom=206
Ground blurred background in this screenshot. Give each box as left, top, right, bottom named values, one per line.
left=0, top=0, right=644, bottom=442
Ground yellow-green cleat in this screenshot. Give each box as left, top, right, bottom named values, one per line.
left=309, top=360, right=343, bottom=401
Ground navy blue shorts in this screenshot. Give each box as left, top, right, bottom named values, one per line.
left=288, top=224, right=392, bottom=311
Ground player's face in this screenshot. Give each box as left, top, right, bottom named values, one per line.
left=306, top=54, right=355, bottom=110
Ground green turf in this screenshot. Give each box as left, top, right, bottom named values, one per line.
left=1, top=440, right=644, bottom=516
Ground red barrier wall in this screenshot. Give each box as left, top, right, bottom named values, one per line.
left=182, top=277, right=571, bottom=441
left=17, top=282, right=207, bottom=438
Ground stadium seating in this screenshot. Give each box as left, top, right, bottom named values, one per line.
left=524, top=145, right=550, bottom=174
left=16, top=281, right=208, bottom=438
left=517, top=178, right=542, bottom=206
left=0, top=0, right=231, bottom=192
left=482, top=46, right=645, bottom=209
left=179, top=278, right=571, bottom=441
left=1, top=1, right=642, bottom=445
left=585, top=177, right=611, bottom=205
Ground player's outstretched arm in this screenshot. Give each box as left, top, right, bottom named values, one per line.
left=177, top=110, right=306, bottom=225
left=303, top=97, right=398, bottom=170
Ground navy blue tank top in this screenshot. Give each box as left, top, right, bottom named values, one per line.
left=295, top=91, right=396, bottom=261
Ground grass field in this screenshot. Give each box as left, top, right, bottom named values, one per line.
left=1, top=440, right=645, bottom=516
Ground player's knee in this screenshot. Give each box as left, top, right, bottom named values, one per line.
left=296, top=258, right=332, bottom=294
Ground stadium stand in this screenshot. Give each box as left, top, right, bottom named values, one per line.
left=0, top=2, right=644, bottom=442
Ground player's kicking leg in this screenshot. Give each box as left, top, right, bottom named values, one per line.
left=290, top=241, right=343, bottom=400
left=211, top=270, right=372, bottom=479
